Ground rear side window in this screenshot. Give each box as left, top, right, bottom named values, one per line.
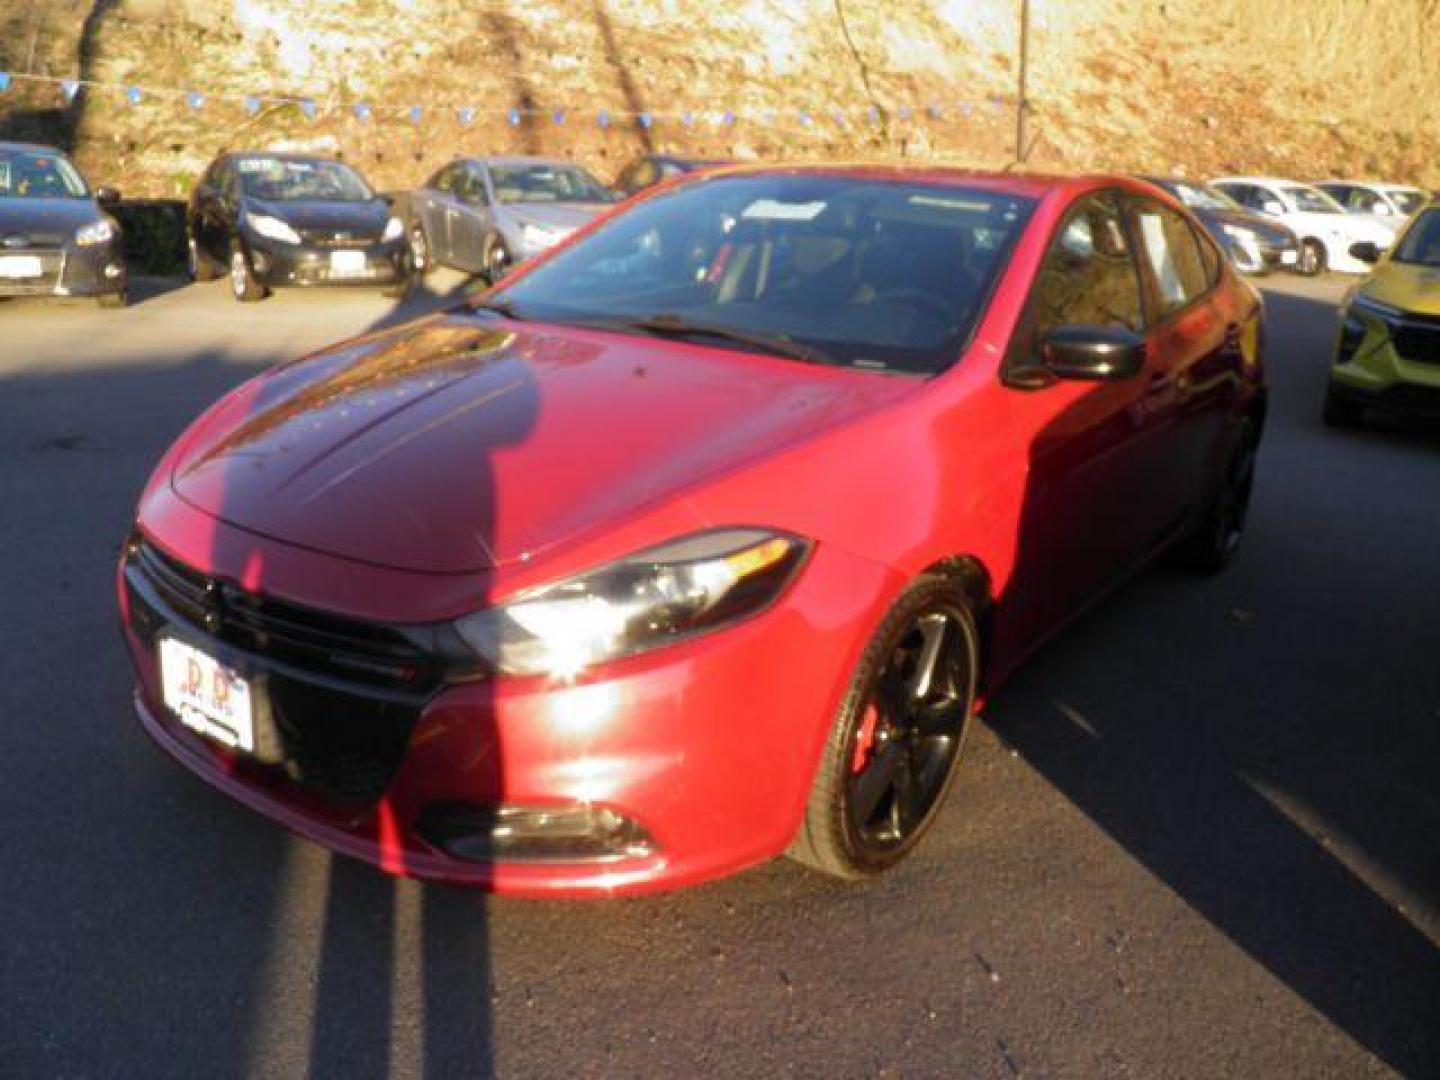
left=1024, top=193, right=1146, bottom=347
left=1132, top=201, right=1210, bottom=316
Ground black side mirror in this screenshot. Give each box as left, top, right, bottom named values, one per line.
left=1041, top=325, right=1146, bottom=381
left=95, top=186, right=121, bottom=205
left=1348, top=240, right=1382, bottom=265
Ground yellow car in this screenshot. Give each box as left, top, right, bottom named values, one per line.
left=1325, top=201, right=1440, bottom=427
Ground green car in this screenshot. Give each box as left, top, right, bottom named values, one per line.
left=1324, top=201, right=1440, bottom=427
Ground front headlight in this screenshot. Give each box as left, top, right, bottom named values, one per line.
left=382, top=216, right=405, bottom=242
left=75, top=218, right=116, bottom=246
left=247, top=213, right=301, bottom=245
left=519, top=222, right=567, bottom=250
left=455, top=529, right=810, bottom=678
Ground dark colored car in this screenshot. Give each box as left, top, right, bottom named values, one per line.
left=0, top=142, right=127, bottom=307
left=187, top=152, right=412, bottom=302
left=614, top=154, right=730, bottom=197
left=121, top=168, right=1265, bottom=895
left=1142, top=177, right=1300, bottom=275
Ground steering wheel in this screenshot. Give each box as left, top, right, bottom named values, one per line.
left=869, top=288, right=960, bottom=328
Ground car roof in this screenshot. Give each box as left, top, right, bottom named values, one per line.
left=0, top=141, right=69, bottom=155
left=222, top=150, right=346, bottom=163
left=663, top=162, right=1119, bottom=201
left=465, top=156, right=594, bottom=169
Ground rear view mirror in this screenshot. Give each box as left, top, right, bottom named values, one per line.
left=1041, top=325, right=1146, bottom=381
left=1348, top=241, right=1382, bottom=265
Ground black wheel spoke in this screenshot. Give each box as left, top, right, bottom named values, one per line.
left=851, top=742, right=902, bottom=825
left=889, top=750, right=922, bottom=833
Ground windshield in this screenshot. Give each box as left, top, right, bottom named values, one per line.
left=1392, top=210, right=1440, bottom=268
left=1282, top=185, right=1343, bottom=214
left=0, top=149, right=89, bottom=199
left=1167, top=181, right=1240, bottom=212
left=489, top=164, right=612, bottom=205
left=487, top=174, right=1036, bottom=374
left=1389, top=189, right=1425, bottom=216
left=237, top=157, right=373, bottom=202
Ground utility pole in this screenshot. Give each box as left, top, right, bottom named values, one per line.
left=1015, top=0, right=1031, bottom=165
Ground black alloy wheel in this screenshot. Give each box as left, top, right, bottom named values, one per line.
left=790, top=575, right=978, bottom=879
left=409, top=222, right=431, bottom=275
left=1177, top=418, right=1259, bottom=573
left=1299, top=239, right=1326, bottom=276
left=483, top=234, right=513, bottom=284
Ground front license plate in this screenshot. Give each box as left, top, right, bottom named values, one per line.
left=159, top=637, right=255, bottom=752
left=1281, top=250, right=1298, bottom=265
left=330, top=250, right=368, bottom=278
left=0, top=255, right=43, bottom=279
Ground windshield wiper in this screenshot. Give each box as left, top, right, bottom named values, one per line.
left=472, top=296, right=526, bottom=320
left=599, top=313, right=838, bottom=366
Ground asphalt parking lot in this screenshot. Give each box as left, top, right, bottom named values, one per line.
left=2, top=272, right=1437, bottom=1079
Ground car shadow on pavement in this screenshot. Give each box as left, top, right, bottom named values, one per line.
left=984, top=285, right=1440, bottom=1076
left=0, top=273, right=511, bottom=1078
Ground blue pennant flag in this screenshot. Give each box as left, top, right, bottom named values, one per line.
left=830, top=107, right=846, bottom=125
left=552, top=109, right=566, bottom=125
left=959, top=101, right=973, bottom=116
left=186, top=91, right=204, bottom=110
left=244, top=95, right=261, bottom=116
left=897, top=105, right=913, bottom=120
left=597, top=109, right=610, bottom=128
left=299, top=98, right=317, bottom=120
left=0, top=73, right=11, bottom=93
left=458, top=107, right=475, bottom=126
left=126, top=85, right=142, bottom=105
left=721, top=109, right=736, bottom=126
left=681, top=111, right=694, bottom=127
left=409, top=105, right=422, bottom=124
left=354, top=102, right=371, bottom=121
left=867, top=105, right=880, bottom=124
left=638, top=112, right=652, bottom=129
left=798, top=110, right=812, bottom=127
left=507, top=107, right=520, bottom=126
left=61, top=79, right=80, bottom=103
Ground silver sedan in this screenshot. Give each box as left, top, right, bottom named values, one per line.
left=407, top=156, right=616, bottom=282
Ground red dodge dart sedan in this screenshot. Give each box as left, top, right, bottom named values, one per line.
left=119, top=167, right=1265, bottom=895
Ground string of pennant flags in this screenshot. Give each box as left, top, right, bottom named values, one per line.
left=0, top=69, right=1013, bottom=130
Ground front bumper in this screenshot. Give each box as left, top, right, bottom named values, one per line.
left=0, top=240, right=126, bottom=298
left=118, top=528, right=900, bottom=896
left=1330, top=303, right=1440, bottom=418
left=246, top=237, right=408, bottom=288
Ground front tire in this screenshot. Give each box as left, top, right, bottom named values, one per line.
left=789, top=575, right=979, bottom=881
left=482, top=233, right=514, bottom=284
left=409, top=222, right=433, bottom=276
left=1298, top=239, right=1327, bottom=277
left=1322, top=382, right=1364, bottom=428
left=229, top=245, right=267, bottom=303
left=96, top=289, right=127, bottom=309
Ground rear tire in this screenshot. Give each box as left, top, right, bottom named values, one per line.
left=788, top=575, right=979, bottom=881
left=187, top=236, right=218, bottom=282
left=1299, top=239, right=1326, bottom=277
left=1176, top=418, right=1259, bottom=574
left=1322, top=383, right=1364, bottom=428
left=229, top=245, right=267, bottom=303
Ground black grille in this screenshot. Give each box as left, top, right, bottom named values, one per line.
left=125, top=537, right=481, bottom=803
left=1391, top=314, right=1440, bottom=365
left=299, top=230, right=381, bottom=248
left=132, top=539, right=444, bottom=691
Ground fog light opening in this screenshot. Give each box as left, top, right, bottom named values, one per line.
left=417, top=801, right=657, bottom=864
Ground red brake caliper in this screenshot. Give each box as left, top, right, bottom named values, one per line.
left=851, top=703, right=880, bottom=774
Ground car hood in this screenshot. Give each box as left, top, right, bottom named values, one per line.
left=244, top=197, right=390, bottom=237
left=1364, top=262, right=1440, bottom=316
left=168, top=314, right=917, bottom=573
left=502, top=202, right=609, bottom=230
left=0, top=197, right=104, bottom=242
left=1196, top=208, right=1296, bottom=246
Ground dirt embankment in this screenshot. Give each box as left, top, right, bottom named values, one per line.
left=2, top=0, right=1438, bottom=194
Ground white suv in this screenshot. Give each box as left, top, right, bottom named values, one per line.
left=1212, top=177, right=1397, bottom=275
